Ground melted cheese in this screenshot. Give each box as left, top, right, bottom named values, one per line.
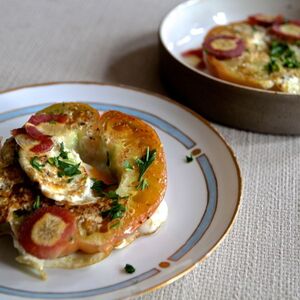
left=138, top=199, right=168, bottom=235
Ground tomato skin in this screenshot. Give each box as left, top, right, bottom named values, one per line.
left=18, top=206, right=77, bottom=259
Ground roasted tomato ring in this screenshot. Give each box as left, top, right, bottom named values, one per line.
left=248, top=14, right=284, bottom=26
left=203, top=35, right=245, bottom=60
left=18, top=206, right=77, bottom=259
left=271, top=20, right=300, bottom=41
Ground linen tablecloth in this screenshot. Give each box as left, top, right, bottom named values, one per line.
left=0, top=1, right=299, bottom=299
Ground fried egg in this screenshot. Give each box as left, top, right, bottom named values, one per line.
left=15, top=132, right=98, bottom=205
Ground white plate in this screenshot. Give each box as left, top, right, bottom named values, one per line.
left=0, top=82, right=242, bottom=300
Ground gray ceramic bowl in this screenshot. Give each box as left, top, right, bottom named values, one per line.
left=159, top=0, right=300, bottom=134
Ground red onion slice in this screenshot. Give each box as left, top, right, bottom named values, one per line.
left=248, top=14, right=284, bottom=27
left=203, top=35, right=245, bottom=60
left=11, top=127, right=26, bottom=137
left=271, top=20, right=300, bottom=40
left=25, top=123, right=51, bottom=141
left=30, top=138, right=54, bottom=153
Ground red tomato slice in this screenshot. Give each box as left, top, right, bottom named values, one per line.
left=18, top=206, right=77, bottom=259
left=28, top=114, right=68, bottom=125
left=30, top=138, right=54, bottom=153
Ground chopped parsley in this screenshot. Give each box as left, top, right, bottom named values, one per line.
left=137, top=178, right=149, bottom=190
left=30, top=156, right=45, bottom=171
left=135, top=147, right=156, bottom=189
left=101, top=200, right=126, bottom=220
left=91, top=180, right=110, bottom=194
left=186, top=155, right=194, bottom=163
left=110, top=220, right=121, bottom=229
left=47, top=156, right=59, bottom=167
left=265, top=40, right=300, bottom=73
left=46, top=143, right=81, bottom=178
left=57, top=161, right=81, bottom=177
left=124, top=264, right=135, bottom=274
left=265, top=57, right=280, bottom=73
left=123, top=160, right=133, bottom=171
left=32, top=195, right=41, bottom=210
left=59, top=142, right=68, bottom=159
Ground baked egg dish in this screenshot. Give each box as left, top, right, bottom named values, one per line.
left=0, top=102, right=167, bottom=279
left=182, top=14, right=300, bottom=94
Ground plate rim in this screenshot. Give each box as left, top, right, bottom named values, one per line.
left=158, top=0, right=298, bottom=97
left=0, top=81, right=243, bottom=299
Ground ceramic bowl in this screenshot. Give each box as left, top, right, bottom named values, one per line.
left=159, top=0, right=300, bottom=134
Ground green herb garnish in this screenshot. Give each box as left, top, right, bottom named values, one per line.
left=57, top=161, right=81, bottom=177
left=124, top=264, right=135, bottom=274
left=46, top=143, right=81, bottom=178
left=59, top=142, right=68, bottom=159
left=265, top=57, right=280, bottom=73
left=32, top=195, right=41, bottom=210
left=101, top=201, right=126, bottom=220
left=135, top=147, right=156, bottom=189
left=30, top=156, right=45, bottom=171
left=104, top=190, right=120, bottom=200
left=110, top=220, right=121, bottom=229
left=123, top=160, right=133, bottom=171
left=47, top=156, right=59, bottom=167
left=186, top=155, right=194, bottom=163
left=136, top=147, right=157, bottom=181
left=91, top=180, right=110, bottom=193
left=265, top=40, right=300, bottom=73
left=137, top=178, right=149, bottom=190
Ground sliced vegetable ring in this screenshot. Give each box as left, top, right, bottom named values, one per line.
left=203, top=35, right=245, bottom=59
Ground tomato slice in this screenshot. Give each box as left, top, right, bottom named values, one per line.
left=18, top=206, right=77, bottom=259
left=28, top=114, right=68, bottom=125
left=203, top=35, right=245, bottom=60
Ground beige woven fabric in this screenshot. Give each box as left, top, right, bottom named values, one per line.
left=0, top=1, right=299, bottom=299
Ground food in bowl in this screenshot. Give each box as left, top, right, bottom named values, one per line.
left=182, top=14, right=300, bottom=94
left=0, top=103, right=167, bottom=279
